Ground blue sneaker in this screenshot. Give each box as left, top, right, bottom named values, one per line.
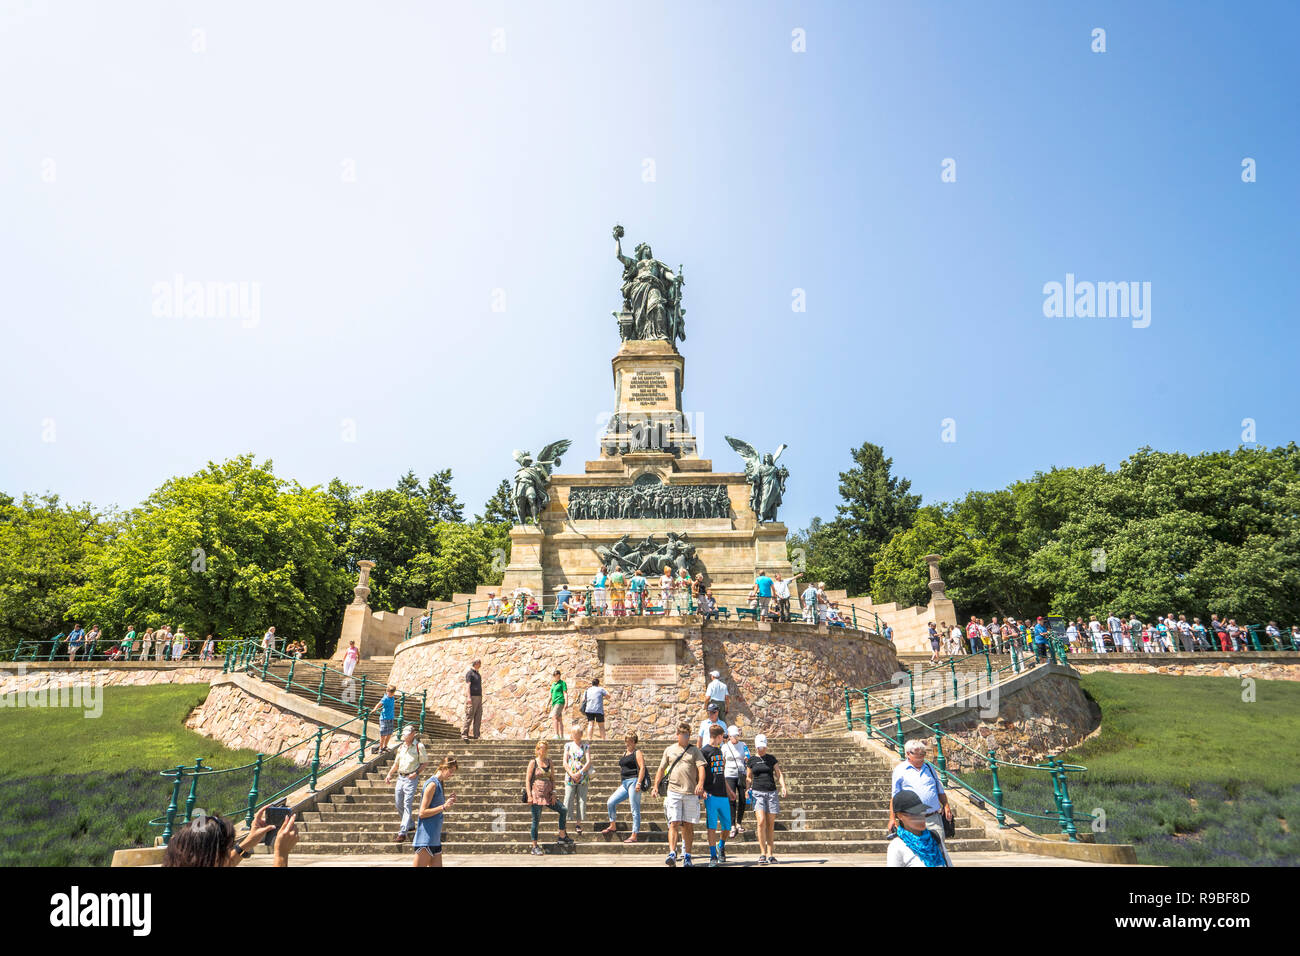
left=664, top=851, right=677, bottom=867
left=683, top=853, right=694, bottom=867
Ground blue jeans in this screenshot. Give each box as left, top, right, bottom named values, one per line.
left=607, top=778, right=641, bottom=833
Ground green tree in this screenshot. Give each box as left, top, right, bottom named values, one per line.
left=478, top=479, right=515, bottom=525
left=69, top=456, right=350, bottom=653
left=809, top=443, right=920, bottom=596
left=0, top=493, right=117, bottom=653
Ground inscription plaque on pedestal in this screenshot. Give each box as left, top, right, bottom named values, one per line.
left=604, top=641, right=677, bottom=684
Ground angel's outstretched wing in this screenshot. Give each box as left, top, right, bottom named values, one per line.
left=537, top=439, right=572, bottom=465
left=771, top=443, right=788, bottom=463
left=725, top=436, right=760, bottom=468
left=512, top=450, right=530, bottom=466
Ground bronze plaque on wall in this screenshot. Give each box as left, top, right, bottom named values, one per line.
left=604, top=641, right=677, bottom=684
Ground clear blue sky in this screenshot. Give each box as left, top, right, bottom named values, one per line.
left=2, top=1, right=1296, bottom=530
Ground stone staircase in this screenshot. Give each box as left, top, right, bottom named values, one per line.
left=295, top=737, right=1002, bottom=856
left=244, top=659, right=462, bottom=739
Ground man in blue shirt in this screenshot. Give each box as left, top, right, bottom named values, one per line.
left=1031, top=617, right=1050, bottom=662
left=629, top=571, right=647, bottom=614
left=555, top=584, right=573, bottom=620
left=754, top=570, right=774, bottom=619
left=888, top=740, right=952, bottom=842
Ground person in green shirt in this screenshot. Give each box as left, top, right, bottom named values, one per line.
left=120, top=625, right=136, bottom=661
left=546, top=668, right=568, bottom=739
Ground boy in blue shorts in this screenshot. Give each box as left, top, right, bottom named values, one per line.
left=700, top=723, right=737, bottom=866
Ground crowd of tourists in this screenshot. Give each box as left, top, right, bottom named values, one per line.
left=928, top=613, right=1297, bottom=662
left=467, top=570, right=869, bottom=633
left=51, top=624, right=220, bottom=663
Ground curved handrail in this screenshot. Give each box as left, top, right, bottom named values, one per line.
left=843, top=636, right=1096, bottom=839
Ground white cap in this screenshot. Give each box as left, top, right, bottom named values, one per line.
left=754, top=733, right=768, bottom=748
left=727, top=725, right=740, bottom=737
left=709, top=670, right=720, bottom=678
left=401, top=724, right=417, bottom=737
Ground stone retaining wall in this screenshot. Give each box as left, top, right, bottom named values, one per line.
left=0, top=662, right=224, bottom=695
left=388, top=618, right=898, bottom=739
left=898, top=665, right=1097, bottom=771
left=183, top=677, right=360, bottom=768
left=1071, top=659, right=1300, bottom=682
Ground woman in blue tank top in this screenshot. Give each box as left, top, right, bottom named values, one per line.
left=413, top=753, right=458, bottom=867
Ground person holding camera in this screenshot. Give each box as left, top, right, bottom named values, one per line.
left=162, top=806, right=298, bottom=867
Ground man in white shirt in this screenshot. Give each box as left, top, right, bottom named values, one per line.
left=801, top=583, right=819, bottom=623
left=771, top=573, right=793, bottom=622
left=262, top=626, right=276, bottom=664
left=384, top=724, right=426, bottom=843
left=697, top=702, right=726, bottom=749
left=704, top=670, right=729, bottom=719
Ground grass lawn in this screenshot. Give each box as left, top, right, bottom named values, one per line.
left=962, top=672, right=1300, bottom=865
left=0, top=684, right=309, bottom=866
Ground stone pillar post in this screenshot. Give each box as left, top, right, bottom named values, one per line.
left=925, top=554, right=956, bottom=634
left=352, top=560, right=375, bottom=605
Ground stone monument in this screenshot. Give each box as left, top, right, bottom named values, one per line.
left=498, top=225, right=794, bottom=603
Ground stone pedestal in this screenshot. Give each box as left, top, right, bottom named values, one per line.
left=602, top=340, right=699, bottom=458
left=501, top=525, right=545, bottom=594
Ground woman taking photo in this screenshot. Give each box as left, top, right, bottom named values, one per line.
left=745, top=733, right=788, bottom=865
left=525, top=740, right=570, bottom=855
left=412, top=753, right=458, bottom=867
left=601, top=731, right=645, bottom=843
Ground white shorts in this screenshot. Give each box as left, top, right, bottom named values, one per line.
left=663, top=792, right=700, bottom=824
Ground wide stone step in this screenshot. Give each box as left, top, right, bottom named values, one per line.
left=296, top=825, right=991, bottom=843
left=303, top=808, right=903, bottom=824
left=324, top=797, right=903, bottom=812
left=292, top=837, right=1003, bottom=855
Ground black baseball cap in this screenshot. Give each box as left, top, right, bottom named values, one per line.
left=892, top=789, right=928, bottom=816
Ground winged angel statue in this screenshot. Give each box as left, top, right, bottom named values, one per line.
left=725, top=436, right=789, bottom=523
left=512, top=440, right=572, bottom=525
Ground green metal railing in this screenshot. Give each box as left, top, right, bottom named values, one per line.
left=224, top=639, right=426, bottom=732
left=843, top=636, right=1095, bottom=840
left=151, top=706, right=381, bottom=846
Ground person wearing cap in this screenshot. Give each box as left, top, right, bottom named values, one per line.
left=888, top=739, right=952, bottom=842
left=698, top=702, right=726, bottom=749
left=723, top=725, right=751, bottom=838
left=384, top=723, right=427, bottom=843
left=887, top=789, right=953, bottom=867
left=1032, top=616, right=1051, bottom=662
left=486, top=590, right=503, bottom=621
left=462, top=658, right=483, bottom=741
left=745, top=733, right=787, bottom=864
left=704, top=670, right=729, bottom=719
left=652, top=722, right=707, bottom=867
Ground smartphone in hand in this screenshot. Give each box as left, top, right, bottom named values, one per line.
left=262, top=803, right=292, bottom=846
